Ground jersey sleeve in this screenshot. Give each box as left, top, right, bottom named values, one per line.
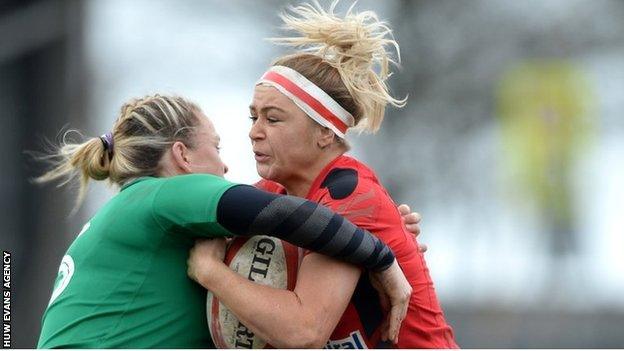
left=152, top=174, right=239, bottom=238
left=217, top=185, right=395, bottom=272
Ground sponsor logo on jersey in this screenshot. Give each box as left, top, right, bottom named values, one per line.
left=324, top=330, right=367, bottom=349
left=49, top=255, right=74, bottom=305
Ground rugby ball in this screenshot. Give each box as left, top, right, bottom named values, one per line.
left=207, top=235, right=302, bottom=349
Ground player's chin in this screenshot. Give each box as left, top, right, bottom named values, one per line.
left=256, top=163, right=276, bottom=181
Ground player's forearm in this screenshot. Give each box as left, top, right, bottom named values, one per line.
left=199, top=263, right=329, bottom=348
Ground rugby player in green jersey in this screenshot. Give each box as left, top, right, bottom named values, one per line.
left=35, top=95, right=412, bottom=348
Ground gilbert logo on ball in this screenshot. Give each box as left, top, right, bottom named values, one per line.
left=207, top=235, right=302, bottom=349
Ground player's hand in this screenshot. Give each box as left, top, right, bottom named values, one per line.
left=187, top=238, right=227, bottom=286
left=369, top=260, right=412, bottom=345
left=398, top=204, right=426, bottom=253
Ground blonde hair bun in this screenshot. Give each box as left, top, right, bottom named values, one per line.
left=271, top=0, right=406, bottom=133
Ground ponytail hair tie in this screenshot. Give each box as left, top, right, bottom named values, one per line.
left=99, top=132, right=114, bottom=155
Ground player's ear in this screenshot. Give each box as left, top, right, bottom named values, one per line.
left=317, top=126, right=335, bottom=149
left=171, top=141, right=193, bottom=173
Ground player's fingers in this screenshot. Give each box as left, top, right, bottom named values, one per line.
left=374, top=260, right=411, bottom=343
left=405, top=223, right=421, bottom=235
left=186, top=256, right=197, bottom=281
left=379, top=316, right=390, bottom=341
left=397, top=204, right=411, bottom=216
left=389, top=288, right=410, bottom=344
left=387, top=304, right=405, bottom=344
left=404, top=212, right=422, bottom=225
left=418, top=243, right=428, bottom=253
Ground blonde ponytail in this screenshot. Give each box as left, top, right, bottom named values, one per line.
left=270, top=0, right=406, bottom=133
left=35, top=94, right=203, bottom=209
left=35, top=132, right=112, bottom=208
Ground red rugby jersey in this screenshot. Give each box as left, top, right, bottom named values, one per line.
left=256, top=155, right=458, bottom=349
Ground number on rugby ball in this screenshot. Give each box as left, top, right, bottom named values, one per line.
left=207, top=235, right=301, bottom=349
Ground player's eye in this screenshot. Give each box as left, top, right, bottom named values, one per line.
left=249, top=116, right=258, bottom=124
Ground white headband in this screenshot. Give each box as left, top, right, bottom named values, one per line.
left=256, top=65, right=355, bottom=139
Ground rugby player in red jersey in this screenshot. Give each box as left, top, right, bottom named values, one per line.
left=188, top=2, right=458, bottom=348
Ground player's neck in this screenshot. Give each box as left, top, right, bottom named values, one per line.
left=283, top=149, right=344, bottom=198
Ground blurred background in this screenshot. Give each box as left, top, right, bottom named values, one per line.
left=1, top=0, right=623, bottom=348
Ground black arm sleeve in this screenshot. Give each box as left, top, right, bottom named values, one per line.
left=217, top=184, right=395, bottom=272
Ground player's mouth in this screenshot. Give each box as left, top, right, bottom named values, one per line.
left=253, top=151, right=270, bottom=163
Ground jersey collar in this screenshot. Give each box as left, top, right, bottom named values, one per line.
left=305, top=154, right=354, bottom=199
left=120, top=176, right=153, bottom=191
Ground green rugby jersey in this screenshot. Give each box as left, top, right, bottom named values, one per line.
left=38, top=174, right=236, bottom=348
